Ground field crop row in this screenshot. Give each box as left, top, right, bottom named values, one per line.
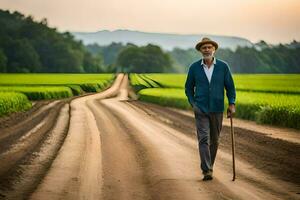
left=0, top=73, right=114, bottom=116
left=0, top=74, right=114, bottom=99
left=0, top=92, right=32, bottom=117
left=139, top=74, right=300, bottom=94
left=0, top=86, right=73, bottom=100
left=131, top=74, right=300, bottom=130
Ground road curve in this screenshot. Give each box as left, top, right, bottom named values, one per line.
left=0, top=73, right=299, bottom=200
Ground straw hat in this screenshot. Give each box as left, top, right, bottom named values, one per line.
left=195, top=37, right=218, bottom=51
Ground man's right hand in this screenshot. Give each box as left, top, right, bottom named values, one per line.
left=227, top=104, right=236, bottom=118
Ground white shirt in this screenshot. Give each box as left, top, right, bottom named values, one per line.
left=201, top=57, right=216, bottom=83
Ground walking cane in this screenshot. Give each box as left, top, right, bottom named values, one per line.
left=230, top=114, right=236, bottom=181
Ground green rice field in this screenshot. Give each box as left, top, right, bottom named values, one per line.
left=130, top=74, right=300, bottom=130
left=135, top=74, right=300, bottom=94
left=0, top=73, right=114, bottom=116
left=0, top=73, right=114, bottom=85
left=0, top=86, right=73, bottom=100
left=0, top=92, right=32, bottom=117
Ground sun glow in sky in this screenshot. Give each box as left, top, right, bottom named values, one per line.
left=1, top=0, right=300, bottom=43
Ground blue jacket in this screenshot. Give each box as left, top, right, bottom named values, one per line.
left=185, top=58, right=236, bottom=113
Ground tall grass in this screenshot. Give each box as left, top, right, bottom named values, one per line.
left=134, top=83, right=300, bottom=130
left=0, top=73, right=115, bottom=117
left=0, top=86, right=73, bottom=100
left=0, top=92, right=32, bottom=117
left=141, top=73, right=300, bottom=94
left=0, top=73, right=115, bottom=98
left=0, top=73, right=114, bottom=85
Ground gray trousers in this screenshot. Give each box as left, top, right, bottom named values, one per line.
left=193, top=105, right=223, bottom=174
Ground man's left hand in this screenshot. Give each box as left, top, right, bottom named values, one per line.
left=227, top=104, right=236, bottom=118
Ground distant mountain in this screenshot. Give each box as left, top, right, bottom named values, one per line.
left=71, top=30, right=253, bottom=50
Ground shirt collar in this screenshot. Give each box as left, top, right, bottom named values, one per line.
left=201, top=57, right=216, bottom=66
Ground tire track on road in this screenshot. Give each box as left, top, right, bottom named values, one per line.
left=0, top=102, right=70, bottom=199
left=88, top=100, right=153, bottom=200
left=100, top=98, right=243, bottom=200
left=29, top=74, right=125, bottom=200
left=100, top=97, right=299, bottom=200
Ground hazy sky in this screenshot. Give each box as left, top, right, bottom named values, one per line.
left=1, top=0, right=300, bottom=43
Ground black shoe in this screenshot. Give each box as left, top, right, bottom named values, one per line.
left=202, top=171, right=213, bottom=181
left=202, top=174, right=213, bottom=181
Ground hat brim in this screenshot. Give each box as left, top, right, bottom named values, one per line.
left=195, top=41, right=218, bottom=51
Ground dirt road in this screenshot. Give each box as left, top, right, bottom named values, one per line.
left=0, top=73, right=299, bottom=200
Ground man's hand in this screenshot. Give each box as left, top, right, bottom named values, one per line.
left=227, top=104, right=236, bottom=118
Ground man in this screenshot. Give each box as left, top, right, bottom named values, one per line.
left=185, top=37, right=236, bottom=181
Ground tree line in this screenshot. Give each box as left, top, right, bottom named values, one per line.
left=86, top=41, right=300, bottom=73
left=86, top=42, right=173, bottom=73
left=0, top=9, right=104, bottom=73
left=172, top=41, right=300, bottom=73
left=1, top=9, right=300, bottom=73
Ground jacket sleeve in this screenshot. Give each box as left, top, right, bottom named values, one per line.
left=224, top=64, right=236, bottom=105
left=185, top=66, right=195, bottom=107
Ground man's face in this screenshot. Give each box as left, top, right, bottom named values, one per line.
left=200, top=44, right=215, bottom=59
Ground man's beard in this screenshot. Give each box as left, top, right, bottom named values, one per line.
left=202, top=51, right=215, bottom=59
